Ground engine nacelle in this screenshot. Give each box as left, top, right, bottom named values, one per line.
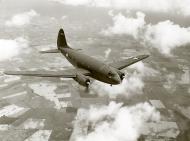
left=117, top=70, right=125, bottom=80
left=74, top=74, right=91, bottom=87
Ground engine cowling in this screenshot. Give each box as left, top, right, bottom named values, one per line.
left=74, top=74, right=91, bottom=87
left=117, top=71, right=125, bottom=81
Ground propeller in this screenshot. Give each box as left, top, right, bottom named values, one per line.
left=86, top=79, right=91, bottom=86
left=120, top=73, right=125, bottom=80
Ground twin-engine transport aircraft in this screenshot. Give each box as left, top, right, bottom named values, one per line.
left=4, top=28, right=149, bottom=87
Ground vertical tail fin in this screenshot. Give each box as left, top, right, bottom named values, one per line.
left=57, top=28, right=68, bottom=50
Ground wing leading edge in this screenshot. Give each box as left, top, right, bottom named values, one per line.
left=110, top=55, right=149, bottom=70
left=4, top=70, right=75, bottom=78
left=4, top=68, right=91, bottom=78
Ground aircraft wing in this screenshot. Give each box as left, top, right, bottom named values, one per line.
left=4, top=68, right=91, bottom=78
left=109, top=55, right=149, bottom=70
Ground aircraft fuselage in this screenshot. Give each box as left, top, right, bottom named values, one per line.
left=60, top=48, right=121, bottom=85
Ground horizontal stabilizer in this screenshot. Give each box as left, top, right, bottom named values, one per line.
left=70, top=48, right=82, bottom=51
left=40, top=49, right=60, bottom=53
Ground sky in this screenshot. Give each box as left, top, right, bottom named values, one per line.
left=0, top=0, right=190, bottom=141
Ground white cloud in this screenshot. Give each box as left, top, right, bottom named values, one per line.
left=92, top=72, right=144, bottom=98
left=144, top=20, right=190, bottom=55
left=50, top=0, right=190, bottom=16
left=102, top=12, right=145, bottom=39
left=104, top=48, right=111, bottom=59
left=91, top=62, right=158, bottom=98
left=62, top=15, right=67, bottom=20
left=163, top=73, right=177, bottom=93
left=5, top=10, right=39, bottom=27
left=129, top=62, right=159, bottom=77
left=0, top=37, right=28, bottom=61
left=103, top=12, right=190, bottom=56
left=71, top=101, right=160, bottom=141
left=102, top=12, right=144, bottom=39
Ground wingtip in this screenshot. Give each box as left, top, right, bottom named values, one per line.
left=39, top=51, right=46, bottom=54
left=137, top=54, right=150, bottom=60
left=39, top=50, right=52, bottom=54
left=144, top=54, right=150, bottom=58
left=4, top=71, right=13, bottom=75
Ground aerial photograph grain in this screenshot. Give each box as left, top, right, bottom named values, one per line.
left=0, top=0, right=190, bottom=141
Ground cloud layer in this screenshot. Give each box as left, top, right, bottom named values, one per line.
left=5, top=10, right=39, bottom=27
left=71, top=101, right=160, bottom=141
left=50, top=0, right=190, bottom=16
left=91, top=62, right=158, bottom=98
left=0, top=37, right=28, bottom=61
left=102, top=12, right=145, bottom=39
left=103, top=12, right=190, bottom=56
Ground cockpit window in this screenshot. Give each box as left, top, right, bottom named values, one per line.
left=108, top=71, right=115, bottom=78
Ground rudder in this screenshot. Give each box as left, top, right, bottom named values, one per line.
left=57, top=28, right=68, bottom=50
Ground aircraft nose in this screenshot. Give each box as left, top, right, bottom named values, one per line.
left=113, top=74, right=121, bottom=84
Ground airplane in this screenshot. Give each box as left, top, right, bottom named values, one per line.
left=4, top=28, right=149, bottom=88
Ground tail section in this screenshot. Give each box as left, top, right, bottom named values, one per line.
left=57, top=28, right=69, bottom=50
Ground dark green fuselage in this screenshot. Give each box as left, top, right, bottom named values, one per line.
left=60, top=48, right=121, bottom=85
